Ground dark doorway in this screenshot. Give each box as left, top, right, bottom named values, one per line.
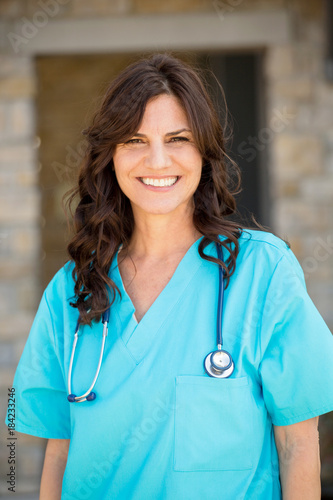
left=197, top=52, right=268, bottom=227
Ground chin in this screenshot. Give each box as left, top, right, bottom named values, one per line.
left=132, top=201, right=190, bottom=218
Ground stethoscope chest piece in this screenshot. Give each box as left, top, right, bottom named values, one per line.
left=204, top=349, right=234, bottom=379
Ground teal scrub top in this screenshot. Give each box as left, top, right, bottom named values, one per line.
left=6, top=230, right=333, bottom=499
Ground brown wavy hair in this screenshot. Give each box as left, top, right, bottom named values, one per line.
left=66, top=52, right=243, bottom=325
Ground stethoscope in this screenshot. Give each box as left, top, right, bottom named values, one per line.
left=67, top=242, right=234, bottom=403
left=203, top=243, right=235, bottom=378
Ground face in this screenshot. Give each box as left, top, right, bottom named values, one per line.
left=113, top=94, right=202, bottom=220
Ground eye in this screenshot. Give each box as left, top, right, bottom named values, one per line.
left=170, top=136, right=189, bottom=142
left=125, top=138, right=143, bottom=144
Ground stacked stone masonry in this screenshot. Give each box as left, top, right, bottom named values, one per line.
left=0, top=0, right=332, bottom=497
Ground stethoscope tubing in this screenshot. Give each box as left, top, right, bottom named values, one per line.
left=67, top=310, right=110, bottom=403
left=67, top=241, right=234, bottom=402
left=203, top=242, right=234, bottom=378
left=216, top=242, right=224, bottom=349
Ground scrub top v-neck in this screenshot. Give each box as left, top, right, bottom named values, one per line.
left=6, top=230, right=333, bottom=500
left=112, top=237, right=205, bottom=363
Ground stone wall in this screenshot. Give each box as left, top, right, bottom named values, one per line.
left=0, top=0, right=332, bottom=496
left=0, top=54, right=45, bottom=495
left=263, top=6, right=333, bottom=480
left=266, top=13, right=333, bottom=328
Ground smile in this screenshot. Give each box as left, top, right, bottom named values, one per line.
left=139, top=177, right=179, bottom=187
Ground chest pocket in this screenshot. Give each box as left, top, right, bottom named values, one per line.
left=174, top=376, right=254, bottom=471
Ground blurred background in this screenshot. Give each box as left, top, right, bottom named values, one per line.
left=0, top=0, right=333, bottom=498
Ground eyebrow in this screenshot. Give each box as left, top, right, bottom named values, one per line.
left=132, top=128, right=192, bottom=137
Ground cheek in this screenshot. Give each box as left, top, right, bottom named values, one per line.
left=113, top=167, right=129, bottom=197
left=189, top=153, right=203, bottom=180
left=113, top=158, right=130, bottom=185
left=176, top=148, right=201, bottom=172
left=113, top=151, right=141, bottom=179
left=187, top=147, right=203, bottom=169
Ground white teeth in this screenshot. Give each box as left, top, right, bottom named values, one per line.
left=140, top=177, right=178, bottom=187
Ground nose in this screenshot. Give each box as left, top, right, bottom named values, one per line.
left=144, top=140, right=172, bottom=170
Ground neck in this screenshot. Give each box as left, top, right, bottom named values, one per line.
left=127, top=210, right=202, bottom=260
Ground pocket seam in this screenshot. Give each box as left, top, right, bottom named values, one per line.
left=176, top=375, right=249, bottom=387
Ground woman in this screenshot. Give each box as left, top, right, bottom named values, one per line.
left=6, top=53, right=333, bottom=499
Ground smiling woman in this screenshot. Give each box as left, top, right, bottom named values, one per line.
left=6, top=53, right=333, bottom=500
left=65, top=53, right=242, bottom=326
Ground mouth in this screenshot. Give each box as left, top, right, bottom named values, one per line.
left=138, top=176, right=180, bottom=187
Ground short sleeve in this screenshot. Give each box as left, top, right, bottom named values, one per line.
left=5, top=292, right=71, bottom=439
left=259, top=250, right=333, bottom=426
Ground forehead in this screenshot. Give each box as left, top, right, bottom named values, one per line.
left=138, top=94, right=190, bottom=131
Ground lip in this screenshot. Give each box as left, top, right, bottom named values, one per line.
left=136, top=176, right=181, bottom=191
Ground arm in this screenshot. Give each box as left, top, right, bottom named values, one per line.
left=40, top=438, right=70, bottom=500
left=273, top=417, right=321, bottom=500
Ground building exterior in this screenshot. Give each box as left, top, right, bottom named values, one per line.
left=0, top=0, right=332, bottom=497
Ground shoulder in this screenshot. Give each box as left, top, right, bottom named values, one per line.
left=234, top=229, right=305, bottom=283
left=238, top=229, right=293, bottom=262
left=43, top=260, right=76, bottom=309
left=238, top=229, right=289, bottom=254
